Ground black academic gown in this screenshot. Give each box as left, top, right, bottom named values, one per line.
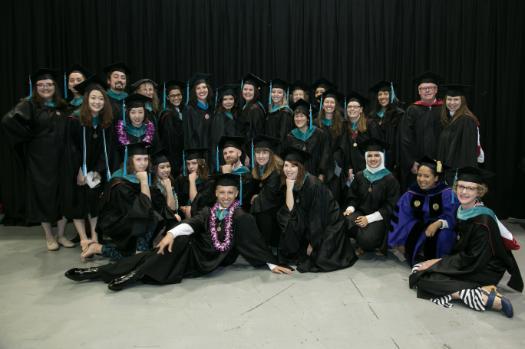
left=96, top=177, right=163, bottom=256
left=237, top=102, right=266, bottom=143
left=251, top=170, right=284, bottom=246
left=277, top=174, right=358, bottom=272
left=399, top=101, right=443, bottom=190
left=344, top=171, right=400, bottom=252
left=2, top=99, right=67, bottom=223
left=368, top=106, right=404, bottom=174
left=210, top=110, right=237, bottom=172
left=182, top=103, right=213, bottom=155
left=265, top=107, right=294, bottom=153
left=63, top=117, right=120, bottom=219
left=157, top=107, right=185, bottom=176
left=409, top=214, right=523, bottom=299
left=317, top=123, right=345, bottom=204
left=339, top=119, right=382, bottom=177
left=174, top=175, right=216, bottom=217
left=284, top=127, right=332, bottom=178
left=437, top=115, right=479, bottom=184
left=95, top=207, right=279, bottom=285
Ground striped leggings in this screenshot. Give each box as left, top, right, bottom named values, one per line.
left=431, top=288, right=486, bottom=311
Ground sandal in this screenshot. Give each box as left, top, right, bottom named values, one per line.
left=482, top=287, right=514, bottom=318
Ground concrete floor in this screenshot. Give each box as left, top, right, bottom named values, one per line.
left=0, top=221, right=524, bottom=349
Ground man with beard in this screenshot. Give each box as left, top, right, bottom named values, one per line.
left=103, top=62, right=131, bottom=123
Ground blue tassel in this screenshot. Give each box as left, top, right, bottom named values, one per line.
left=240, top=79, right=244, bottom=91
left=216, top=145, right=220, bottom=173
left=82, top=127, right=87, bottom=176
left=148, top=173, right=151, bottom=186
left=122, top=101, right=126, bottom=126
left=343, top=97, right=347, bottom=115
left=309, top=104, right=313, bottom=129
left=451, top=169, right=458, bottom=204
left=182, top=150, right=187, bottom=176
left=390, top=81, right=397, bottom=104
left=215, top=88, right=218, bottom=106
left=286, top=87, right=290, bottom=103
left=318, top=96, right=323, bottom=119
left=185, top=80, right=190, bottom=106
left=63, top=72, right=68, bottom=99
left=123, top=146, right=129, bottom=176
left=268, top=81, right=272, bottom=106
left=251, top=139, right=254, bottom=169
left=28, top=75, right=32, bottom=98
left=102, top=129, right=111, bottom=180
left=162, top=82, right=166, bottom=110
left=239, top=175, right=243, bottom=206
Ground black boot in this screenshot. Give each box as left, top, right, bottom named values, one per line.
left=107, top=270, right=140, bottom=291
left=65, top=267, right=100, bottom=281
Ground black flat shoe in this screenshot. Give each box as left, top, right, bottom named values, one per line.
left=107, top=270, right=140, bottom=291
left=65, top=267, right=100, bottom=282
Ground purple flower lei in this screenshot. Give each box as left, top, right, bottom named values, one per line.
left=209, top=200, right=240, bottom=252
left=116, top=120, right=156, bottom=145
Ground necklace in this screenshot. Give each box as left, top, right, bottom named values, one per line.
left=208, top=200, right=240, bottom=252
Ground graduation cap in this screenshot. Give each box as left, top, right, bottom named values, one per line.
left=417, top=156, right=450, bottom=174
left=253, top=135, right=280, bottom=152
left=359, top=138, right=389, bottom=153
left=441, top=83, right=471, bottom=97
left=125, top=93, right=152, bottom=108
left=103, top=62, right=131, bottom=76
left=413, top=71, right=442, bottom=86
left=311, top=78, right=336, bottom=91
left=346, top=91, right=369, bottom=107
left=290, top=80, right=310, bottom=92
left=189, top=73, right=212, bottom=88
left=30, top=68, right=59, bottom=85
left=218, top=84, right=240, bottom=98
left=214, top=173, right=241, bottom=189
left=369, top=80, right=398, bottom=104
left=456, top=166, right=494, bottom=184
left=152, top=149, right=170, bottom=166
left=270, top=78, right=289, bottom=90
left=291, top=99, right=310, bottom=114
left=219, top=136, right=245, bottom=151
left=66, top=64, right=92, bottom=79
left=322, top=89, right=344, bottom=102
left=242, top=73, right=266, bottom=89
left=282, top=146, right=311, bottom=164
left=165, top=80, right=185, bottom=92
left=127, top=142, right=149, bottom=156
left=185, top=148, right=208, bottom=160
left=74, top=75, right=108, bottom=96
left=131, top=78, right=158, bottom=91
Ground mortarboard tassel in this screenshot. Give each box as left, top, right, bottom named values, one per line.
left=63, top=73, right=68, bottom=99
left=390, top=81, right=397, bottom=104
left=239, top=175, right=243, bottom=206
left=268, top=81, right=272, bottom=106
left=309, top=103, right=313, bottom=129
left=162, top=82, right=166, bottom=110
left=122, top=100, right=126, bottom=126
left=82, top=127, right=88, bottom=176
left=451, top=169, right=458, bottom=204
left=148, top=172, right=151, bottom=186
left=251, top=139, right=255, bottom=169
left=215, top=88, right=218, bottom=106
left=185, top=80, right=190, bottom=106
left=28, top=75, right=32, bottom=98
left=182, top=150, right=187, bottom=176
left=216, top=145, right=220, bottom=173
left=123, top=145, right=129, bottom=176
left=318, top=96, right=323, bottom=119
left=286, top=87, right=290, bottom=104
left=102, top=129, right=111, bottom=180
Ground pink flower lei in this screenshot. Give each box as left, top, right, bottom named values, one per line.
left=209, top=200, right=240, bottom=252
left=116, top=120, right=156, bottom=146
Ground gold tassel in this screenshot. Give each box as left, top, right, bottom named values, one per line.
left=436, top=160, right=442, bottom=173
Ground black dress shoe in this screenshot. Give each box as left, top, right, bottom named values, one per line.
left=107, top=270, right=140, bottom=291
left=65, top=267, right=100, bottom=282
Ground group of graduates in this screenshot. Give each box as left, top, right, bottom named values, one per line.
left=0, top=63, right=522, bottom=318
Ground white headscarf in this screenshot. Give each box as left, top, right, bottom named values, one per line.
left=365, top=150, right=385, bottom=174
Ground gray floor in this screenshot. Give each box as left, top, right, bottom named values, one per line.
left=0, top=221, right=524, bottom=349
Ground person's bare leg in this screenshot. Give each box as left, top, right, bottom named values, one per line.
left=42, top=222, right=58, bottom=251
left=89, top=216, right=98, bottom=243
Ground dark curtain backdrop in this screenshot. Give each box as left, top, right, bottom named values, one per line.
left=1, top=0, right=524, bottom=217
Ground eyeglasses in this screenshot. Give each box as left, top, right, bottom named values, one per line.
left=169, top=94, right=182, bottom=98
left=418, top=86, right=436, bottom=91
left=457, top=184, right=478, bottom=192
left=347, top=105, right=361, bottom=109
left=36, top=83, right=54, bottom=88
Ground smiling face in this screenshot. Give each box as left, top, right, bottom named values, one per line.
left=195, top=82, right=208, bottom=101
left=294, top=112, right=308, bottom=129
left=215, top=185, right=239, bottom=208
left=366, top=151, right=382, bottom=169
left=271, top=87, right=285, bottom=105
left=377, top=90, right=390, bottom=108
left=35, top=79, right=56, bottom=100
left=88, top=89, right=105, bottom=114
left=242, top=83, right=255, bottom=102
left=138, top=82, right=155, bottom=98
left=455, top=180, right=479, bottom=207
left=108, top=71, right=127, bottom=91
left=156, top=161, right=171, bottom=179
left=223, top=147, right=241, bottom=165
left=168, top=87, right=183, bottom=107
left=68, top=72, right=85, bottom=94
left=129, top=107, right=145, bottom=127
left=446, top=96, right=462, bottom=113
left=323, top=97, right=336, bottom=114
left=132, top=154, right=149, bottom=173
left=255, top=149, right=270, bottom=167
left=418, top=83, right=438, bottom=103
left=346, top=101, right=362, bottom=119
left=283, top=161, right=299, bottom=180
left=416, top=165, right=439, bottom=190
left=222, top=95, right=235, bottom=110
